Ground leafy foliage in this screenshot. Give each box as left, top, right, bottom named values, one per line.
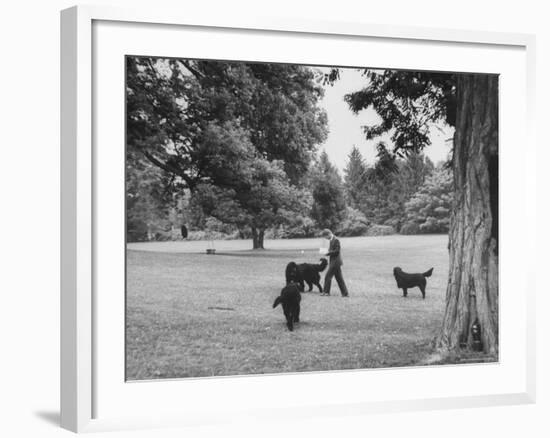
left=401, top=166, right=453, bottom=234
left=345, top=70, right=456, bottom=154
left=191, top=157, right=313, bottom=236
left=126, top=158, right=176, bottom=241
left=347, top=149, right=434, bottom=230
left=127, top=57, right=328, bottom=188
left=343, top=146, right=368, bottom=209
left=336, top=207, right=370, bottom=237
left=126, top=58, right=328, bottom=244
left=309, top=151, right=347, bottom=230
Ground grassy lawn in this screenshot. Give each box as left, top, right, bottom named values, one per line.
left=126, top=234, right=451, bottom=380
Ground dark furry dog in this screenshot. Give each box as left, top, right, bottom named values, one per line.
left=273, top=282, right=301, bottom=331
left=296, top=258, right=328, bottom=293
left=393, top=267, right=433, bottom=299
left=285, top=262, right=299, bottom=284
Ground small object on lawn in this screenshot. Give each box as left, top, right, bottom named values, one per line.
left=207, top=306, right=235, bottom=311
left=471, top=318, right=483, bottom=352
left=206, top=239, right=216, bottom=254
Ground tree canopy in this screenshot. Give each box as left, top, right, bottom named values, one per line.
left=127, top=57, right=328, bottom=188
left=345, top=69, right=456, bottom=154
left=126, top=57, right=329, bottom=247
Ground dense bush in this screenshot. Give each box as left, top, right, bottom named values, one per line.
left=401, top=166, right=453, bottom=234
left=186, top=230, right=240, bottom=241
left=203, top=216, right=238, bottom=235
left=264, top=216, right=317, bottom=239
left=336, top=208, right=370, bottom=237
left=366, top=224, right=395, bottom=236
left=281, top=216, right=317, bottom=239
left=399, top=222, right=420, bottom=235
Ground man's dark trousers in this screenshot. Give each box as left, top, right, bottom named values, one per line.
left=323, top=237, right=349, bottom=296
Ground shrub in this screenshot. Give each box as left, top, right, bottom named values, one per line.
left=203, top=216, right=238, bottom=234
left=383, top=217, right=403, bottom=233
left=402, top=166, right=453, bottom=234
left=366, top=224, right=395, bottom=236
left=271, top=215, right=318, bottom=239
left=336, top=208, right=370, bottom=237
left=186, top=230, right=240, bottom=241
left=400, top=222, right=420, bottom=235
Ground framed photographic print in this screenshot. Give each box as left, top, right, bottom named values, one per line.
left=61, top=4, right=536, bottom=433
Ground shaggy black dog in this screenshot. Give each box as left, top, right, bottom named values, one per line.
left=273, top=282, right=301, bottom=331
left=393, top=267, right=433, bottom=299
left=285, top=262, right=299, bottom=284
left=297, top=258, right=328, bottom=293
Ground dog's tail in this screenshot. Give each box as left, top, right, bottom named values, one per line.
left=423, top=268, right=434, bottom=278
left=273, top=296, right=282, bottom=308
left=318, top=258, right=328, bottom=272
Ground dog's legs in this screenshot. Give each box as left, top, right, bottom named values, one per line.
left=402, top=288, right=408, bottom=297
left=294, top=305, right=300, bottom=323
left=287, top=319, right=293, bottom=331
left=306, top=281, right=313, bottom=292
left=286, top=316, right=293, bottom=331
left=315, top=281, right=323, bottom=293
left=283, top=306, right=293, bottom=331
left=419, top=285, right=426, bottom=299
left=299, top=279, right=305, bottom=292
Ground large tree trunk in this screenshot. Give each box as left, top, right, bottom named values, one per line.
left=435, top=75, right=499, bottom=355
left=251, top=227, right=265, bottom=250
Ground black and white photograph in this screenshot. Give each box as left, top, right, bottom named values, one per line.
left=125, top=56, right=499, bottom=380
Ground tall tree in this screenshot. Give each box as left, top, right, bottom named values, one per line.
left=192, top=158, right=312, bottom=249
left=344, top=70, right=498, bottom=355
left=310, top=151, right=347, bottom=230
left=438, top=76, right=498, bottom=354
left=343, top=146, right=368, bottom=209
left=126, top=58, right=328, bottom=248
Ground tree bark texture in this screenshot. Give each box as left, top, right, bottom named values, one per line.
left=251, top=227, right=265, bottom=250
left=436, top=74, right=499, bottom=355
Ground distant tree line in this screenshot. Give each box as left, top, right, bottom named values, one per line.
left=128, top=141, right=453, bottom=244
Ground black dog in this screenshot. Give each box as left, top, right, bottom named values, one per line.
left=393, top=267, right=433, bottom=299
left=285, top=262, right=299, bottom=284
left=273, top=282, right=301, bottom=331
left=296, top=258, right=328, bottom=293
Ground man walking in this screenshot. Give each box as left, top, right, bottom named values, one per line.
left=321, top=229, right=349, bottom=297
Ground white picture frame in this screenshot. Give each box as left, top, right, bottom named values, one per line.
left=60, top=4, right=536, bottom=433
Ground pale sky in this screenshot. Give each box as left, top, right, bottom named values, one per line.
left=317, top=68, right=454, bottom=173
